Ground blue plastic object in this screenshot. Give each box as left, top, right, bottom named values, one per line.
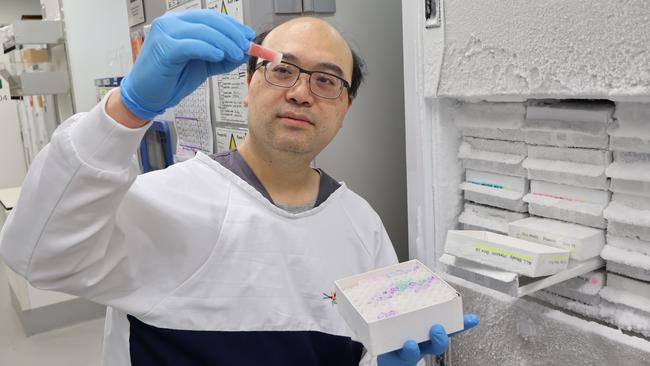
left=140, top=121, right=174, bottom=173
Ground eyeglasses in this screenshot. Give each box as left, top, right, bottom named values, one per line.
left=256, top=60, right=351, bottom=99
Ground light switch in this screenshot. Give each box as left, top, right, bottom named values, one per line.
left=274, top=0, right=302, bottom=14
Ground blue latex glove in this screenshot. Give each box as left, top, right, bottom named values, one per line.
left=377, top=314, right=479, bottom=366
left=120, top=9, right=255, bottom=120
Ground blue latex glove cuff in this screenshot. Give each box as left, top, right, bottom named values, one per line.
left=119, top=76, right=166, bottom=121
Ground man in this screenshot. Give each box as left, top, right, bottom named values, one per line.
left=0, top=10, right=477, bottom=366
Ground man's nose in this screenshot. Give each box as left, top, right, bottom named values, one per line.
left=285, top=74, right=314, bottom=106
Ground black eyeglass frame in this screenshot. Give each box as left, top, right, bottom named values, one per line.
left=255, top=60, right=351, bottom=99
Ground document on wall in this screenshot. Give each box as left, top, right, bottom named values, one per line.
left=209, top=0, right=248, bottom=125
left=128, top=0, right=145, bottom=27
left=206, top=0, right=243, bottom=19
left=174, top=81, right=213, bottom=158
left=165, top=0, right=214, bottom=159
left=166, top=0, right=201, bottom=12
left=215, top=126, right=247, bottom=153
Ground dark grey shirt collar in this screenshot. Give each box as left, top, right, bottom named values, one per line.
left=209, top=149, right=341, bottom=210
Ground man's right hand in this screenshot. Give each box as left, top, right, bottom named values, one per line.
left=119, top=9, right=255, bottom=122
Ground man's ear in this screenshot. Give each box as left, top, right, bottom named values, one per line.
left=243, top=95, right=249, bottom=106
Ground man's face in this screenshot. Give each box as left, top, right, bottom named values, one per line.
left=246, top=18, right=353, bottom=157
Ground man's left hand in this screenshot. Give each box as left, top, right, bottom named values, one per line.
left=377, top=313, right=479, bottom=366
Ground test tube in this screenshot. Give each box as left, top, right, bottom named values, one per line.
left=248, top=43, right=283, bottom=68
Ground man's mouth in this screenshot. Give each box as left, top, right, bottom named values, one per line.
left=277, top=112, right=313, bottom=125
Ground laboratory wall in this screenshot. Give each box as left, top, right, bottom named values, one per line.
left=0, top=0, right=41, bottom=26
left=403, top=0, right=650, bottom=365
left=62, top=0, right=132, bottom=113
left=314, top=0, right=409, bottom=261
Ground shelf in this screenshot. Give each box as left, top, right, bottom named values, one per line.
left=439, top=253, right=604, bottom=297
left=11, top=20, right=64, bottom=45
left=0, top=68, right=69, bottom=96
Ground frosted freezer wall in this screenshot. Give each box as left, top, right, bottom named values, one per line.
left=401, top=1, right=650, bottom=365
left=437, top=0, right=650, bottom=101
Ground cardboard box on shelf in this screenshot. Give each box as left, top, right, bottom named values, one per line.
left=444, top=230, right=570, bottom=277
left=508, top=217, right=605, bottom=261
left=20, top=48, right=49, bottom=63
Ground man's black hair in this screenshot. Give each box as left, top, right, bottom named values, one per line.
left=246, top=28, right=366, bottom=100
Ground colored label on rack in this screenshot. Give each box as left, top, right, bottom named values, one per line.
left=467, top=180, right=505, bottom=189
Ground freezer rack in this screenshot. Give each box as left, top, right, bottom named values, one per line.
left=440, top=253, right=604, bottom=298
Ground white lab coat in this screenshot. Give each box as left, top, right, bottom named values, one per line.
left=0, top=91, right=397, bottom=365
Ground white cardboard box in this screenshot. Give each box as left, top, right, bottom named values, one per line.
left=606, top=152, right=650, bottom=198
left=444, top=230, right=570, bottom=277
left=529, top=180, right=611, bottom=206
left=523, top=180, right=610, bottom=228
left=603, top=193, right=650, bottom=241
left=459, top=202, right=528, bottom=234
left=609, top=104, right=650, bottom=154
left=523, top=101, right=612, bottom=149
left=601, top=245, right=650, bottom=282
left=605, top=273, right=650, bottom=302
left=334, top=260, right=464, bottom=356
left=458, top=137, right=527, bottom=177
left=523, top=145, right=611, bottom=189
left=460, top=170, right=529, bottom=212
left=526, top=101, right=614, bottom=124
left=508, top=217, right=605, bottom=261
left=453, top=102, right=525, bottom=141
